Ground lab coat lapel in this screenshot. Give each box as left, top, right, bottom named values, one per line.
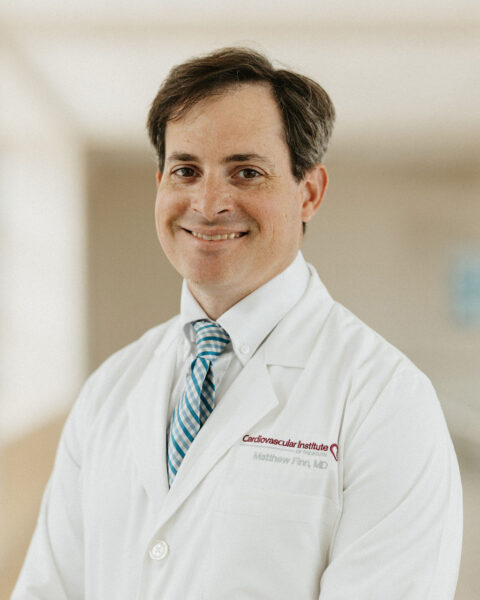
left=157, top=348, right=278, bottom=527
left=127, top=329, right=177, bottom=507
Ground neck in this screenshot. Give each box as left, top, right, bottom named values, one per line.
left=187, top=282, right=249, bottom=321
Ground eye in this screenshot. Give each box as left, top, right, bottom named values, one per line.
left=235, top=168, right=262, bottom=179
left=172, top=166, right=197, bottom=178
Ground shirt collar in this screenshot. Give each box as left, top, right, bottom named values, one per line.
left=180, top=251, right=310, bottom=365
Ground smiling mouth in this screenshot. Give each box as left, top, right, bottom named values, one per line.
left=185, top=229, right=247, bottom=241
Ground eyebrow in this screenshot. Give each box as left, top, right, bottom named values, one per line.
left=222, top=153, right=274, bottom=169
left=166, top=152, right=199, bottom=163
left=166, top=151, right=274, bottom=170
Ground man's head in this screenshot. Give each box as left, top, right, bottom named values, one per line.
left=147, top=47, right=335, bottom=182
left=147, top=48, right=335, bottom=318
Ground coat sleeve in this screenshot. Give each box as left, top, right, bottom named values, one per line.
left=11, top=373, right=97, bottom=600
left=318, top=368, right=463, bottom=600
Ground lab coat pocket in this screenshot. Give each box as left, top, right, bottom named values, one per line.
left=203, top=484, right=338, bottom=600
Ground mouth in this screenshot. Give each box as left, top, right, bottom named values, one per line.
left=183, top=228, right=248, bottom=241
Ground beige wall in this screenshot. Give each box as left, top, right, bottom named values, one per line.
left=86, top=150, right=181, bottom=371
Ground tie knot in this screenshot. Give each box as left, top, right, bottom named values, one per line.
left=192, top=320, right=230, bottom=361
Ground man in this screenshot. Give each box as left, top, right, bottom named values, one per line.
left=14, top=47, right=462, bottom=599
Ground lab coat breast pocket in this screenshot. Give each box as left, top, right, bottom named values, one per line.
left=203, top=484, right=338, bottom=600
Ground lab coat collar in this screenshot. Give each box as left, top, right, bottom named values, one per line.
left=262, top=264, right=335, bottom=368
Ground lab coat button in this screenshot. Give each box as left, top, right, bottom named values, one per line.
left=240, top=343, right=250, bottom=354
left=149, top=540, right=169, bottom=561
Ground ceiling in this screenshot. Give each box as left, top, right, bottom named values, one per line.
left=1, top=1, right=479, bottom=164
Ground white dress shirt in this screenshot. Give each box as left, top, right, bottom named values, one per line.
left=168, top=251, right=310, bottom=420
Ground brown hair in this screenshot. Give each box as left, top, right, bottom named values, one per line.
left=147, top=47, right=335, bottom=181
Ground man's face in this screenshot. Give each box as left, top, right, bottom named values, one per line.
left=155, top=83, right=325, bottom=309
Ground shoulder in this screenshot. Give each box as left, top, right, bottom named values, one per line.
left=74, top=315, right=180, bottom=420
left=91, top=315, right=179, bottom=381
left=54, top=315, right=180, bottom=463
left=302, top=266, right=422, bottom=383
left=328, top=299, right=419, bottom=377
left=320, top=301, right=449, bottom=458
left=330, top=298, right=435, bottom=398
left=302, top=267, right=440, bottom=424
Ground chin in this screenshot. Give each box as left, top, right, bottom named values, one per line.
left=188, top=265, right=238, bottom=289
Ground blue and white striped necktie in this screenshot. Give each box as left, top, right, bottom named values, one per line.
left=167, top=320, right=230, bottom=486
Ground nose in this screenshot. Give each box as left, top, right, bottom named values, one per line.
left=191, top=173, right=233, bottom=221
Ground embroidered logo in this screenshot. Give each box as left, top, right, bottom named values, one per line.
left=329, top=443, right=339, bottom=461
left=242, top=434, right=339, bottom=460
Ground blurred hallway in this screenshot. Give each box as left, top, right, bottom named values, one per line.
left=1, top=2, right=479, bottom=597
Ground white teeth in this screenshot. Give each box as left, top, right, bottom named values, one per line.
left=191, top=231, right=243, bottom=241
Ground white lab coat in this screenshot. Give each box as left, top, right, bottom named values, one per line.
left=13, top=266, right=462, bottom=599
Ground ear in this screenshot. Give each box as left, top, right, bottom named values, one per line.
left=156, top=171, right=162, bottom=186
left=300, top=164, right=328, bottom=223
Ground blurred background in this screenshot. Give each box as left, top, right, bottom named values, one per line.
left=0, top=0, right=478, bottom=597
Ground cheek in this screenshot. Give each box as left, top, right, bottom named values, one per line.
left=154, top=194, right=178, bottom=250
left=154, top=197, right=165, bottom=239
left=259, top=200, right=299, bottom=230
left=245, top=193, right=282, bottom=226
left=155, top=191, right=178, bottom=227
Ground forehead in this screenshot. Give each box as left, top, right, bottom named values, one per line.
left=164, top=83, right=287, bottom=158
